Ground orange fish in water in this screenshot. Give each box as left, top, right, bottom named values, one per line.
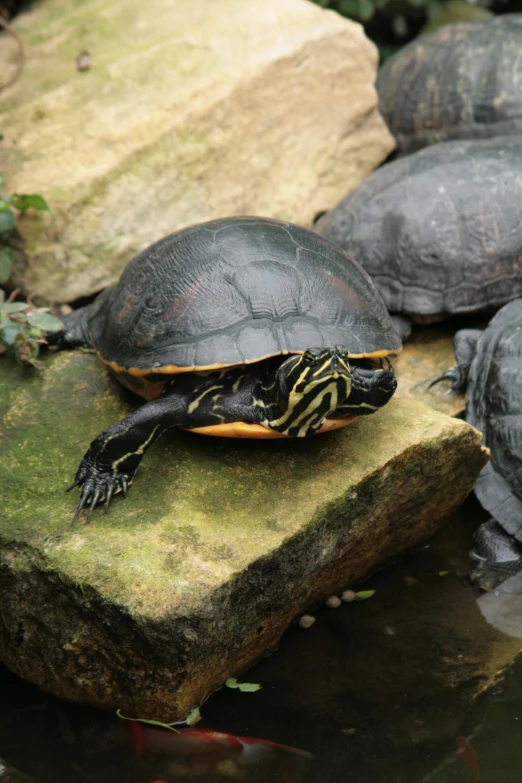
left=128, top=723, right=313, bottom=764
left=456, top=736, right=480, bottom=780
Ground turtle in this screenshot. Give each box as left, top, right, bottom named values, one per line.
left=432, top=298, right=522, bottom=587
left=315, top=136, right=522, bottom=332
left=47, top=216, right=401, bottom=517
left=376, top=14, right=522, bottom=155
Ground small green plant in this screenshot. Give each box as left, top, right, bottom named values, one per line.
left=0, top=166, right=63, bottom=366
left=0, top=170, right=50, bottom=283
left=0, top=291, right=63, bottom=368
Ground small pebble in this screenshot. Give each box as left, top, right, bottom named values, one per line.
left=299, top=614, right=316, bottom=629
left=76, top=50, right=92, bottom=71
left=384, top=625, right=396, bottom=636
left=341, top=589, right=356, bottom=603
left=326, top=595, right=341, bottom=609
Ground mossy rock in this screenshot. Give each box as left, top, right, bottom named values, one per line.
left=0, top=351, right=488, bottom=721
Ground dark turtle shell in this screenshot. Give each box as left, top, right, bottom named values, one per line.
left=87, top=216, right=401, bottom=376
left=377, top=15, right=522, bottom=155
left=467, top=299, right=522, bottom=543
left=316, top=137, right=522, bottom=321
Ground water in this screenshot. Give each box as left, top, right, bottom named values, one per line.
left=1, top=497, right=521, bottom=783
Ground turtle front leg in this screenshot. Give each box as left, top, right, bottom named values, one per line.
left=428, top=328, right=483, bottom=392
left=69, top=367, right=258, bottom=518
left=70, top=393, right=187, bottom=518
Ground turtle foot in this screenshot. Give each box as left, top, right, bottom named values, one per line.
left=68, top=459, right=132, bottom=520
left=469, top=519, right=522, bottom=591
left=428, top=364, right=467, bottom=393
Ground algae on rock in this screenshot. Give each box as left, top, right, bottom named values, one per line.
left=0, top=351, right=488, bottom=720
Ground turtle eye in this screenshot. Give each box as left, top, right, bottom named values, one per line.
left=303, top=350, right=316, bottom=365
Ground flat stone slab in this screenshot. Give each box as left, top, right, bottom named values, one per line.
left=0, top=352, right=488, bottom=721
left=0, top=0, right=393, bottom=302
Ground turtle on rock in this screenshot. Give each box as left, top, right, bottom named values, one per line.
left=433, top=299, right=522, bottom=589
left=316, top=136, right=522, bottom=334
left=46, top=217, right=401, bottom=518
left=376, top=14, right=522, bottom=155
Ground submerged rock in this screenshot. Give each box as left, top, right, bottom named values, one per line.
left=0, top=353, right=488, bottom=721
left=0, top=0, right=393, bottom=302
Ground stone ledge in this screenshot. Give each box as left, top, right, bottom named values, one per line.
left=0, top=353, right=487, bottom=720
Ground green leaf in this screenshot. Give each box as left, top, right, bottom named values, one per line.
left=392, top=13, right=408, bottom=38
left=238, top=682, right=262, bottom=692
left=0, top=321, right=19, bottom=346
left=339, top=0, right=360, bottom=15
left=185, top=707, right=202, bottom=726
left=0, top=246, right=14, bottom=283
left=11, top=193, right=50, bottom=213
left=0, top=198, right=12, bottom=210
left=354, top=590, right=376, bottom=601
left=115, top=709, right=180, bottom=732
left=438, top=570, right=450, bottom=577
left=358, top=0, right=375, bottom=21
left=0, top=302, right=29, bottom=313
left=0, top=208, right=16, bottom=237
left=225, top=677, right=262, bottom=692
left=27, top=310, right=64, bottom=332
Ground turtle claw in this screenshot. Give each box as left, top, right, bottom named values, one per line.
left=70, top=466, right=133, bottom=520
left=66, top=477, right=83, bottom=492
left=104, top=482, right=115, bottom=512
left=428, top=365, right=467, bottom=392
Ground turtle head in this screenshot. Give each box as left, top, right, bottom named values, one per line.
left=268, top=346, right=353, bottom=437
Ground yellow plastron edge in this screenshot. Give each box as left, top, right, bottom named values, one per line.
left=182, top=416, right=357, bottom=439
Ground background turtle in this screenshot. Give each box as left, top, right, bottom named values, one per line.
left=377, top=15, right=522, bottom=155
left=315, top=136, right=522, bottom=330
left=434, top=298, right=522, bottom=587
left=47, top=216, right=401, bottom=517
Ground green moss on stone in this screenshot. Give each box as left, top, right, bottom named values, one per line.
left=0, top=350, right=484, bottom=619
left=0, top=350, right=489, bottom=719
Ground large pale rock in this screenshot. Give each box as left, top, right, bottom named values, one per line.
left=0, top=0, right=394, bottom=302
left=0, top=352, right=487, bottom=721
